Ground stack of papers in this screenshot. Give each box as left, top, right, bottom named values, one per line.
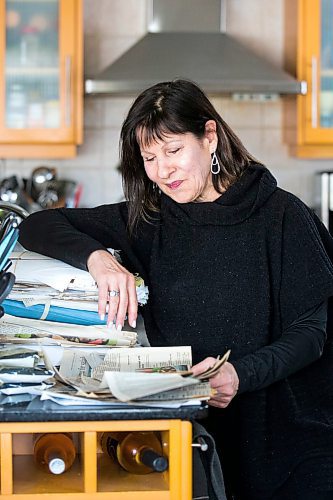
left=0, top=343, right=230, bottom=409
left=4, top=250, right=149, bottom=325
left=0, top=314, right=137, bottom=347
left=0, top=345, right=54, bottom=403
left=41, top=346, right=230, bottom=408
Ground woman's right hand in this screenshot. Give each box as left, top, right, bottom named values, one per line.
left=87, top=249, right=138, bottom=329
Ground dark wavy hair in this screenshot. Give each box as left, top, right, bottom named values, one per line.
left=120, top=79, right=259, bottom=234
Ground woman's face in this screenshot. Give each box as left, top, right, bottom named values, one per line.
left=139, top=120, right=220, bottom=203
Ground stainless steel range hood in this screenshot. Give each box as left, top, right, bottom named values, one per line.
left=85, top=0, right=305, bottom=96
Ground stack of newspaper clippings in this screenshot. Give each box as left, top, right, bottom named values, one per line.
left=0, top=345, right=230, bottom=409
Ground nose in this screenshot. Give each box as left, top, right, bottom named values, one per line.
left=156, top=157, right=175, bottom=179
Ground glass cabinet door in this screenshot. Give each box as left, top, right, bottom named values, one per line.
left=5, top=0, right=60, bottom=129
left=319, top=0, right=333, bottom=128
left=299, top=0, right=333, bottom=145
left=0, top=0, right=80, bottom=152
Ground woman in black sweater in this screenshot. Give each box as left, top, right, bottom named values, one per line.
left=19, top=80, right=333, bottom=499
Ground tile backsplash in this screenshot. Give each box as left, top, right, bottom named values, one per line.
left=2, top=0, right=332, bottom=209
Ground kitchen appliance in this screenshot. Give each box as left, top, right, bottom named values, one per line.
left=0, top=176, right=31, bottom=211
left=85, top=0, right=305, bottom=96
left=27, top=166, right=57, bottom=200
left=0, top=166, right=83, bottom=214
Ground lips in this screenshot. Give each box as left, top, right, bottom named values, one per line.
left=167, top=180, right=183, bottom=190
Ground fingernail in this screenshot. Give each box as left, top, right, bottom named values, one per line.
left=100, top=314, right=105, bottom=321
left=131, top=320, right=136, bottom=329
left=117, top=324, right=122, bottom=331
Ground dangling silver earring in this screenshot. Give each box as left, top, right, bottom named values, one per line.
left=210, top=151, right=221, bottom=174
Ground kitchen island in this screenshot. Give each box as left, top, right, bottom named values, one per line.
left=0, top=396, right=207, bottom=499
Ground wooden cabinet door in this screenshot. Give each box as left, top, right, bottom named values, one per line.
left=0, top=0, right=82, bottom=157
left=298, top=0, right=333, bottom=146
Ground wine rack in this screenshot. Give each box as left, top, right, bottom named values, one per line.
left=0, top=419, right=192, bottom=499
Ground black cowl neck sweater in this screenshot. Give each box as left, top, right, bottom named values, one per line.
left=18, top=164, right=333, bottom=498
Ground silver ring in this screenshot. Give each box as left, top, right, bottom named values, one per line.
left=109, top=290, right=120, bottom=297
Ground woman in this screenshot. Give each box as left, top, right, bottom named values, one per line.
left=19, top=80, right=333, bottom=499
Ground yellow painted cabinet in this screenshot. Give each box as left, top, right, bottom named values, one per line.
left=296, top=0, right=333, bottom=157
left=0, top=419, right=193, bottom=499
left=0, top=0, right=83, bottom=158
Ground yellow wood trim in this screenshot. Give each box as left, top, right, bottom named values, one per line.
left=297, top=0, right=308, bottom=145
left=83, top=431, right=97, bottom=493
left=75, top=0, right=83, bottom=144
left=0, top=129, right=75, bottom=143
left=0, top=143, right=76, bottom=158
left=0, top=493, right=170, bottom=500
left=305, top=0, right=320, bottom=142
left=1, top=433, right=13, bottom=495
left=0, top=420, right=179, bottom=433
left=297, top=0, right=320, bottom=144
left=0, top=133, right=76, bottom=147
left=180, top=421, right=192, bottom=500
left=300, top=131, right=333, bottom=143
left=168, top=421, right=182, bottom=500
left=59, top=0, right=75, bottom=139
left=296, top=0, right=305, bottom=145
left=290, top=144, right=333, bottom=157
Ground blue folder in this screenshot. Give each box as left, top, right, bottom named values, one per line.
left=3, top=299, right=107, bottom=326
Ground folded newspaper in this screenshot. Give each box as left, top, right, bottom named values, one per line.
left=4, top=250, right=149, bottom=325
left=0, top=314, right=137, bottom=347
left=42, top=346, right=231, bottom=405
left=0, top=345, right=231, bottom=408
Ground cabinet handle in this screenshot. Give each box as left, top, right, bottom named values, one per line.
left=192, top=437, right=208, bottom=452
left=311, top=56, right=318, bottom=128
left=320, top=173, right=329, bottom=229
left=65, top=55, right=72, bottom=127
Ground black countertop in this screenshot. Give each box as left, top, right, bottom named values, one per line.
left=0, top=395, right=208, bottom=422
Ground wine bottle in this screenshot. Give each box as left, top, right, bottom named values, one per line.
left=100, top=431, right=126, bottom=461
left=104, top=431, right=168, bottom=474
left=33, top=433, right=76, bottom=475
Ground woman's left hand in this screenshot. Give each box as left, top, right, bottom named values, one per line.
left=190, top=358, right=240, bottom=408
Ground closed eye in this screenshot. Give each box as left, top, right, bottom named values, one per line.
left=144, top=157, right=155, bottom=162
left=169, top=148, right=180, bottom=154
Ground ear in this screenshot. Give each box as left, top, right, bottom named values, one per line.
left=204, top=120, right=218, bottom=154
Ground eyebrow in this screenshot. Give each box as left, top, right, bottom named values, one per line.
left=140, top=139, right=183, bottom=154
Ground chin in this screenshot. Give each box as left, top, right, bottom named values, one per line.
left=167, top=192, right=194, bottom=203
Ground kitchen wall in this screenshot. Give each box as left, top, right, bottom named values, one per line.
left=3, top=0, right=333, bottom=208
